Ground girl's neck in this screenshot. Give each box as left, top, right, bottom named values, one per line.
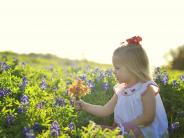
left=124, top=79, right=139, bottom=88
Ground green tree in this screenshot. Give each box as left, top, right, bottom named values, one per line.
left=167, top=45, right=184, bottom=70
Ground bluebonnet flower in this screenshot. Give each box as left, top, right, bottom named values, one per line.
left=23, top=127, right=30, bottom=134
left=40, top=79, right=47, bottom=90
left=79, top=74, right=87, bottom=81
left=23, top=127, right=35, bottom=138
left=6, top=115, right=15, bottom=125
left=13, top=57, right=18, bottom=65
left=161, top=73, right=168, bottom=85
left=52, top=86, right=58, bottom=92
left=55, top=97, right=65, bottom=107
left=0, top=88, right=11, bottom=98
left=93, top=68, right=100, bottom=74
left=0, top=62, right=9, bottom=72
left=71, top=63, right=77, bottom=68
left=102, top=83, right=109, bottom=90
left=21, top=95, right=29, bottom=105
left=87, top=80, right=95, bottom=89
left=105, top=69, right=113, bottom=77
left=22, top=77, right=27, bottom=87
left=68, top=122, right=75, bottom=131
left=171, top=122, right=180, bottom=130
left=172, top=80, right=177, bottom=88
left=18, top=106, right=26, bottom=114
left=180, top=75, right=184, bottom=82
left=153, top=67, right=161, bottom=80
left=0, top=90, right=3, bottom=97
left=36, top=101, right=46, bottom=109
left=50, top=121, right=60, bottom=137
left=70, top=98, right=74, bottom=107
left=96, top=72, right=105, bottom=82
left=99, top=72, right=106, bottom=80
left=33, top=122, right=42, bottom=133
left=21, top=77, right=28, bottom=91
left=21, top=62, right=26, bottom=67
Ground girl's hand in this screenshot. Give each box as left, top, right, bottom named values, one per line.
left=73, top=98, right=84, bottom=110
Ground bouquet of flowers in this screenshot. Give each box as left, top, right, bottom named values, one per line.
left=67, top=79, right=90, bottom=100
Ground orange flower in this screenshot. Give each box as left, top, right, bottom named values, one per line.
left=67, top=79, right=90, bottom=99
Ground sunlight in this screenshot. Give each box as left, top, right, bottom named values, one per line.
left=0, top=0, right=184, bottom=67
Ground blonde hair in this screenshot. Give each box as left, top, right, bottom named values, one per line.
left=112, top=44, right=152, bottom=82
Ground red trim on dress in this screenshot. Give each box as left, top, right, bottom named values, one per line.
left=141, top=83, right=160, bottom=97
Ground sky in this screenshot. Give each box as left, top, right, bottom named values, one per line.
left=0, top=0, right=184, bottom=67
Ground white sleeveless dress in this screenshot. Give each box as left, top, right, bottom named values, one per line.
left=113, top=80, right=168, bottom=138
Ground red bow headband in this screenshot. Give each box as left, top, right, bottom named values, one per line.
left=121, top=36, right=142, bottom=46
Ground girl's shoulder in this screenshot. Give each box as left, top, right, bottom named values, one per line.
left=140, top=80, right=160, bottom=96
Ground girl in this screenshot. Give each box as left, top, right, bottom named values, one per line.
left=74, top=36, right=168, bottom=138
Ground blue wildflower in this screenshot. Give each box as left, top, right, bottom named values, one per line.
left=79, top=74, right=87, bottom=81
left=68, top=122, right=75, bottom=131
left=33, top=122, right=42, bottom=133
left=55, top=97, right=65, bottom=107
left=171, top=122, right=180, bottom=130
left=0, top=88, right=11, bottom=98
left=13, top=57, right=18, bottom=65
left=0, top=62, right=9, bottom=72
left=6, top=115, right=15, bottom=125
left=50, top=121, right=60, bottom=137
left=70, top=99, right=74, bottom=107
left=36, top=101, right=46, bottom=109
left=22, top=77, right=27, bottom=87
left=102, top=83, right=109, bottom=90
left=180, top=75, right=184, bottom=82
left=87, top=80, right=95, bottom=89
left=0, top=90, right=3, bottom=97
left=40, top=79, right=47, bottom=90
left=172, top=80, right=177, bottom=88
left=52, top=86, right=58, bottom=92
left=21, top=95, right=29, bottom=105
left=18, top=106, right=26, bottom=114
left=21, top=62, right=26, bottom=67
left=96, top=72, right=105, bottom=82
left=98, top=72, right=105, bottom=81
left=93, top=68, right=100, bottom=74
left=21, top=77, right=28, bottom=91
left=161, top=73, right=168, bottom=85
left=23, top=127, right=35, bottom=138
left=105, top=69, right=113, bottom=77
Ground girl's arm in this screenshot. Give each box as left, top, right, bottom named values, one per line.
left=77, top=93, right=118, bottom=117
left=131, top=86, right=156, bottom=127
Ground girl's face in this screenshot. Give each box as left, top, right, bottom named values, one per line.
left=113, top=63, right=133, bottom=84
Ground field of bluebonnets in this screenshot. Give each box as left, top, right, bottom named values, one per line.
left=0, top=51, right=184, bottom=138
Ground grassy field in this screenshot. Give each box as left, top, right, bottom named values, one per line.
left=0, top=51, right=184, bottom=138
